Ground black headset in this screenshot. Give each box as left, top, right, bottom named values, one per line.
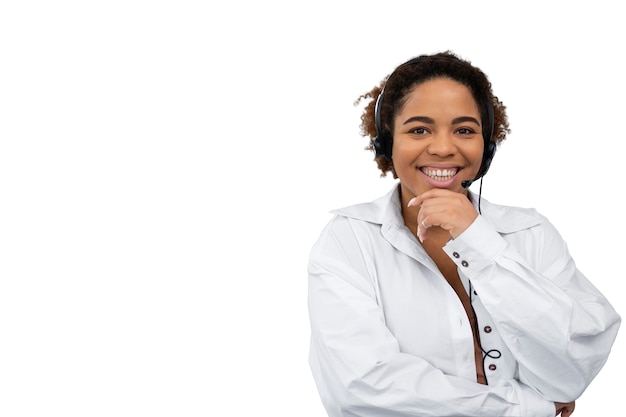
left=372, top=55, right=497, bottom=187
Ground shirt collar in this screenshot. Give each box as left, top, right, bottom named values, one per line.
left=330, top=183, right=544, bottom=234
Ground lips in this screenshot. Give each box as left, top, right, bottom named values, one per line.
left=420, top=167, right=458, bottom=181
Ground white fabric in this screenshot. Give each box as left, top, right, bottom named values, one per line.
left=308, top=184, right=621, bottom=417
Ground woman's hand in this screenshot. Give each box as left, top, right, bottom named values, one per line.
left=408, top=189, right=478, bottom=242
left=555, top=401, right=575, bottom=416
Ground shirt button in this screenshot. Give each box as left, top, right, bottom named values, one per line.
left=489, top=364, right=497, bottom=371
left=461, top=260, right=469, bottom=267
left=484, top=326, right=492, bottom=333
left=453, top=252, right=460, bottom=258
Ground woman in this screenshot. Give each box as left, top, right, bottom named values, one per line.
left=307, top=51, right=621, bottom=417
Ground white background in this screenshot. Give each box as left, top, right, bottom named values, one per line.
left=0, top=1, right=623, bottom=416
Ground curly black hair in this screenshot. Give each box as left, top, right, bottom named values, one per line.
left=355, top=51, right=510, bottom=177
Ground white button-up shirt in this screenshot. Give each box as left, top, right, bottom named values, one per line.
left=308, top=185, right=621, bottom=417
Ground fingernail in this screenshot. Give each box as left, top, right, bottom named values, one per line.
left=408, top=197, right=417, bottom=207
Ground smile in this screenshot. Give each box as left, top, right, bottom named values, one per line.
left=421, top=167, right=458, bottom=181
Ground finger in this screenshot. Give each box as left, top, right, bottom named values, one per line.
left=558, top=402, right=575, bottom=417
left=408, top=188, right=458, bottom=207
left=417, top=226, right=425, bottom=243
left=417, top=220, right=429, bottom=243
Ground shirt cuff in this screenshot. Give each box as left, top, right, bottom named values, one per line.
left=443, top=215, right=507, bottom=278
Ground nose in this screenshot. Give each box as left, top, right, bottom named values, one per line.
left=427, top=133, right=456, bottom=157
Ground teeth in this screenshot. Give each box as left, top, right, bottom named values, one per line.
left=422, top=168, right=457, bottom=181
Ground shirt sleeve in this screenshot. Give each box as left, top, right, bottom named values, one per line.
left=307, top=217, right=556, bottom=417
left=443, top=214, right=621, bottom=402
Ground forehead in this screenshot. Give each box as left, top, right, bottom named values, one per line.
left=399, top=78, right=478, bottom=112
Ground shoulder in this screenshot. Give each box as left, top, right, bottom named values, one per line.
left=329, top=185, right=400, bottom=225
left=310, top=185, right=400, bottom=257
left=478, top=197, right=569, bottom=258
left=478, top=196, right=548, bottom=234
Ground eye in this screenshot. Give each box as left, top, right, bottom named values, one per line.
left=455, top=127, right=477, bottom=136
left=408, top=127, right=429, bottom=135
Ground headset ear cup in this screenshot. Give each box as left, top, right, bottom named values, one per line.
left=372, top=134, right=392, bottom=161
left=480, top=140, right=497, bottom=177
left=373, top=89, right=393, bottom=161
left=478, top=99, right=496, bottom=179
left=372, top=136, right=384, bottom=158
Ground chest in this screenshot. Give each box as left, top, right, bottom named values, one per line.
left=421, top=236, right=469, bottom=300
left=369, top=238, right=517, bottom=383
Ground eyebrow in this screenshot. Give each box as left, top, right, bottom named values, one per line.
left=403, top=116, right=434, bottom=125
left=402, top=115, right=481, bottom=126
left=451, top=116, right=481, bottom=125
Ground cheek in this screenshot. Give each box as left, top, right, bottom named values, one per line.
left=473, top=148, right=485, bottom=166
left=468, top=141, right=485, bottom=166
left=392, top=138, right=425, bottom=162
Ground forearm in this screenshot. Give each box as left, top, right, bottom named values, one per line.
left=308, top=261, right=555, bottom=417
left=444, top=215, right=621, bottom=400
left=310, top=331, right=555, bottom=417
